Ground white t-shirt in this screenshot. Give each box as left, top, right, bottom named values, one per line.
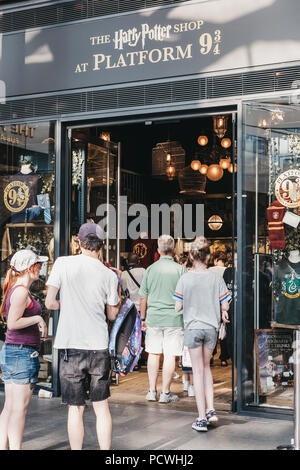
left=46, top=254, right=119, bottom=350
left=121, top=266, right=146, bottom=311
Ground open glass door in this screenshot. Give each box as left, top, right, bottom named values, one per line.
left=70, top=130, right=121, bottom=269
left=239, top=94, right=300, bottom=414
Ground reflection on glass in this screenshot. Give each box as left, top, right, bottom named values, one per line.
left=242, top=96, right=300, bottom=411
left=0, top=121, right=55, bottom=389
left=71, top=134, right=118, bottom=268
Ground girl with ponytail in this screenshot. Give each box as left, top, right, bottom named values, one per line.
left=0, top=249, right=48, bottom=450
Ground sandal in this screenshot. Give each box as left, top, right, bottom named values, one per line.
left=221, top=360, right=228, bottom=367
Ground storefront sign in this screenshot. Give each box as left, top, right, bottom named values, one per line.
left=1, top=0, right=300, bottom=98
left=275, top=169, right=300, bottom=208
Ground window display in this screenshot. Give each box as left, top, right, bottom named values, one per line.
left=242, top=96, right=300, bottom=412
left=0, top=121, right=56, bottom=389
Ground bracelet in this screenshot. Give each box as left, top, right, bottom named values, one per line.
left=141, top=318, right=146, bottom=321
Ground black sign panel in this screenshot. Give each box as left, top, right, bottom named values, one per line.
left=1, top=0, right=300, bottom=98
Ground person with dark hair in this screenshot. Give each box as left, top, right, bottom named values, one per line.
left=174, top=240, right=230, bottom=432
left=45, top=223, right=120, bottom=450
left=0, top=249, right=48, bottom=450
left=209, top=252, right=227, bottom=275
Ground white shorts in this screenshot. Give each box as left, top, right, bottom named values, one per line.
left=145, top=327, right=184, bottom=356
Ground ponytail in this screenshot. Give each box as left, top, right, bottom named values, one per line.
left=0, top=268, right=20, bottom=319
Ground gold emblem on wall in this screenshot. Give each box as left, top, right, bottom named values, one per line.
left=4, top=181, right=30, bottom=213
left=275, top=169, right=300, bottom=208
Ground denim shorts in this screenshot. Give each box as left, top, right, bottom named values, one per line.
left=0, top=344, right=40, bottom=387
left=59, top=348, right=111, bottom=406
left=184, top=329, right=218, bottom=350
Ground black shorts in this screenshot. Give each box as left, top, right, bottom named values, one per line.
left=59, top=348, right=111, bottom=406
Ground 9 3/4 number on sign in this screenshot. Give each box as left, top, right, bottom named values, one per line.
left=199, top=30, right=221, bottom=55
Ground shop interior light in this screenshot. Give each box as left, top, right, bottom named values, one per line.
left=166, top=163, right=176, bottom=180
left=213, top=116, right=228, bottom=138
left=190, top=159, right=201, bottom=171
left=199, top=164, right=208, bottom=175
left=219, top=157, right=231, bottom=170
left=208, top=215, right=223, bottom=231
left=100, top=131, right=111, bottom=141
left=221, top=137, right=231, bottom=149
left=197, top=135, right=208, bottom=146
left=207, top=164, right=224, bottom=181
left=228, top=163, right=237, bottom=173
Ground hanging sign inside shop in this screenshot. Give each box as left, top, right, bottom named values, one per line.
left=1, top=0, right=300, bottom=97
left=275, top=169, right=300, bottom=208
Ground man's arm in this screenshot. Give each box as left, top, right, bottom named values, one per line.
left=45, top=286, right=60, bottom=310
left=106, top=302, right=121, bottom=321
left=175, top=300, right=183, bottom=312
left=139, top=296, right=147, bottom=320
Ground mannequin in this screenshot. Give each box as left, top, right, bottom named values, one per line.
left=20, top=162, right=33, bottom=175
left=288, top=249, right=300, bottom=264
left=9, top=156, right=42, bottom=222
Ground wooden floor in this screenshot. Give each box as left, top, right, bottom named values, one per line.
left=110, top=356, right=233, bottom=412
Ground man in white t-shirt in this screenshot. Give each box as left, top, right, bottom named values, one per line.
left=45, top=223, right=120, bottom=451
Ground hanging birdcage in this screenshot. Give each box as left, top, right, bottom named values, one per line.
left=152, top=141, right=185, bottom=178
left=178, top=165, right=206, bottom=194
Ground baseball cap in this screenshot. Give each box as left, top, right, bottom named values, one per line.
left=77, top=223, right=105, bottom=241
left=10, top=249, right=48, bottom=272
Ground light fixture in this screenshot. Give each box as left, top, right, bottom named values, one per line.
left=213, top=116, right=228, bottom=139
left=221, top=137, right=231, bottom=149
left=199, top=164, right=208, bottom=175
left=191, top=159, right=201, bottom=171
left=271, top=107, right=285, bottom=123
left=219, top=157, right=231, bottom=170
left=228, top=163, right=237, bottom=173
left=166, top=163, right=176, bottom=180
left=197, top=135, right=208, bottom=146
left=166, top=152, right=172, bottom=162
left=100, top=131, right=111, bottom=141
left=208, top=215, right=223, bottom=231
left=207, top=164, right=224, bottom=181
left=258, top=119, right=268, bottom=129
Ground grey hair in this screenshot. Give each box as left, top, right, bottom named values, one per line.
left=158, top=235, right=175, bottom=255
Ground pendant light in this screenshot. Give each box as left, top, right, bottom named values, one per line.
left=199, top=164, right=208, bottom=175
left=191, top=159, right=201, bottom=171
left=213, top=116, right=228, bottom=139
left=197, top=135, right=208, bottom=146
left=207, top=164, right=224, bottom=181
left=219, top=157, right=231, bottom=170
left=221, top=137, right=231, bottom=149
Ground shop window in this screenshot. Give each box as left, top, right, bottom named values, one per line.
left=0, top=121, right=55, bottom=389
left=241, top=97, right=300, bottom=412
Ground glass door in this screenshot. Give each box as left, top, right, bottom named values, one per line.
left=239, top=95, right=300, bottom=413
left=70, top=130, right=121, bottom=269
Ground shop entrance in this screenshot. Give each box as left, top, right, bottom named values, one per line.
left=69, top=111, right=237, bottom=412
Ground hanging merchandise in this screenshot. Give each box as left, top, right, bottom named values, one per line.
left=283, top=211, right=300, bottom=228
left=267, top=200, right=286, bottom=250
left=274, top=256, right=300, bottom=325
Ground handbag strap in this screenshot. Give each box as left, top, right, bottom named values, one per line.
left=125, top=267, right=141, bottom=288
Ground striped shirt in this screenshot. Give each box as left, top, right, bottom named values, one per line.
left=174, top=270, right=231, bottom=330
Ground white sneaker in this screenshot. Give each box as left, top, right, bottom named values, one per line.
left=183, top=381, right=189, bottom=392
left=159, top=392, right=179, bottom=403
left=188, top=385, right=195, bottom=397
left=146, top=390, right=157, bottom=401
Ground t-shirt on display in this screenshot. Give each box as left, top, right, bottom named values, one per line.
left=46, top=254, right=119, bottom=350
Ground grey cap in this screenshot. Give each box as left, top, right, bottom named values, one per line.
left=77, top=223, right=105, bottom=241
left=10, top=249, right=48, bottom=272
